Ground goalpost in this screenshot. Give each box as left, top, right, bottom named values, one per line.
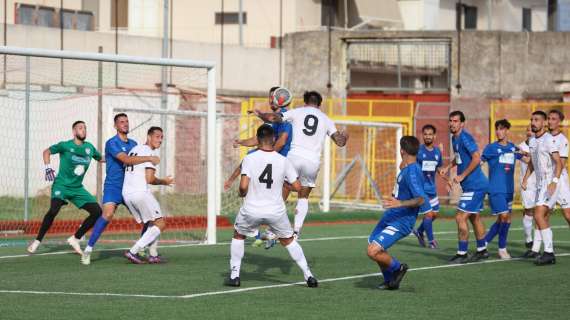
left=0, top=46, right=220, bottom=245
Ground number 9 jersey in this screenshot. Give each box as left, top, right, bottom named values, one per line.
left=240, top=150, right=299, bottom=217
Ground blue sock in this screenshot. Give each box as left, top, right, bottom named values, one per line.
left=388, top=257, right=401, bottom=273
left=87, top=216, right=109, bottom=248
left=498, top=222, right=511, bottom=249
left=458, top=240, right=468, bottom=253
left=416, top=220, right=425, bottom=235
left=476, top=238, right=487, bottom=251
left=381, top=269, right=391, bottom=283
left=423, top=218, right=434, bottom=242
left=484, top=221, right=499, bottom=244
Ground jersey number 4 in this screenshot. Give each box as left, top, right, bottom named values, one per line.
left=259, top=164, right=274, bottom=189
left=302, top=115, right=319, bottom=136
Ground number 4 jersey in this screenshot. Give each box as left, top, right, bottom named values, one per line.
left=282, top=106, right=338, bottom=163
left=240, top=150, right=298, bottom=216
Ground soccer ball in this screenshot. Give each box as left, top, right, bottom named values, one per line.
left=272, top=87, right=292, bottom=108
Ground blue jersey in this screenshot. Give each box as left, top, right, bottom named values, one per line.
left=272, top=107, right=293, bottom=156
left=104, top=135, right=137, bottom=188
left=417, top=144, right=443, bottom=197
left=452, top=130, right=488, bottom=192
left=382, top=163, right=430, bottom=231
left=482, top=142, right=521, bottom=194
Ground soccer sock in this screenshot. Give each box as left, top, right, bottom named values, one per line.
left=484, top=221, right=499, bottom=244
left=129, top=225, right=161, bottom=255
left=148, top=239, right=159, bottom=257
left=86, top=216, right=109, bottom=250
left=285, top=240, right=313, bottom=280
left=522, top=215, right=534, bottom=243
left=141, top=222, right=150, bottom=236
left=476, top=239, right=487, bottom=252
left=35, top=199, right=65, bottom=242
left=382, top=257, right=401, bottom=283
left=498, top=222, right=511, bottom=250
left=457, top=240, right=468, bottom=255
left=74, top=203, right=102, bottom=240
left=416, top=219, right=425, bottom=235
left=541, top=228, right=554, bottom=253
left=423, top=218, right=434, bottom=242
left=531, top=229, right=542, bottom=253
left=293, top=198, right=309, bottom=233
left=230, top=238, right=245, bottom=279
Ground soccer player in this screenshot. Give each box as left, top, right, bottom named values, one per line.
left=548, top=109, right=570, bottom=226
left=412, top=124, right=443, bottom=249
left=227, top=124, right=317, bottom=287
left=122, top=127, right=174, bottom=264
left=81, top=113, right=160, bottom=265
left=481, top=119, right=521, bottom=259
left=521, top=110, right=562, bottom=265
left=254, top=91, right=349, bottom=237
left=439, top=111, right=489, bottom=264
left=27, top=121, right=103, bottom=255
left=518, top=126, right=536, bottom=251
left=367, top=136, right=430, bottom=290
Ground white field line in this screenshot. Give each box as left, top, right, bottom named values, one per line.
left=0, top=225, right=567, bottom=260
left=0, top=253, right=568, bottom=300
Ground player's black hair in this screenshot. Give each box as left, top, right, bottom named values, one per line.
left=549, top=109, right=565, bottom=121
left=303, top=91, right=323, bottom=106
left=147, top=126, right=163, bottom=135
left=114, top=113, right=128, bottom=123
left=449, top=110, right=466, bottom=122
left=256, top=124, right=275, bottom=144
left=269, top=86, right=280, bottom=94
left=400, top=136, right=420, bottom=156
left=422, top=124, right=436, bottom=134
left=532, top=110, right=547, bottom=120
left=72, top=120, right=85, bottom=129
left=495, top=119, right=511, bottom=130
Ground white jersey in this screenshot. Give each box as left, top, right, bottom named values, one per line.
left=551, top=132, right=569, bottom=177
left=529, top=132, right=558, bottom=185
left=240, top=150, right=298, bottom=216
left=518, top=141, right=536, bottom=187
left=282, top=106, right=337, bottom=163
left=122, top=144, right=158, bottom=194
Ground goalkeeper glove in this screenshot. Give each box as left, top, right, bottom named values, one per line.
left=45, top=165, right=56, bottom=182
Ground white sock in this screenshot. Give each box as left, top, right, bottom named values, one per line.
left=293, top=198, right=309, bottom=233
left=129, top=226, right=161, bottom=255
left=522, top=215, right=534, bottom=243
left=541, top=228, right=554, bottom=253
left=285, top=240, right=313, bottom=280
left=84, top=245, right=93, bottom=253
left=230, top=238, right=245, bottom=279
left=531, top=229, right=542, bottom=253
left=148, top=239, right=159, bottom=257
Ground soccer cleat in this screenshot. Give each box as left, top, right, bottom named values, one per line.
left=124, top=251, right=146, bottom=264
left=498, top=249, right=511, bottom=260
left=67, top=236, right=83, bottom=255
left=27, top=240, right=40, bottom=254
left=252, top=239, right=263, bottom=247
left=264, top=239, right=277, bottom=250
left=412, top=230, right=426, bottom=247
left=525, top=241, right=533, bottom=249
left=377, top=282, right=391, bottom=290
left=469, top=250, right=490, bottom=263
left=81, top=251, right=91, bottom=265
left=428, top=240, right=439, bottom=249
left=449, top=253, right=469, bottom=264
left=520, top=250, right=539, bottom=259
left=226, top=276, right=241, bottom=287
left=148, top=255, right=167, bottom=264
left=534, top=252, right=556, bottom=266
left=306, top=276, right=318, bottom=288
left=387, top=263, right=409, bottom=290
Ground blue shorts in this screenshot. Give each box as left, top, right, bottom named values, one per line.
left=489, top=193, right=513, bottom=215
left=419, top=195, right=439, bottom=214
left=368, top=219, right=409, bottom=250
left=102, top=184, right=124, bottom=205
left=457, top=190, right=486, bottom=214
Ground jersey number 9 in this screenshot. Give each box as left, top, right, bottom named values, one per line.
left=302, top=115, right=319, bottom=136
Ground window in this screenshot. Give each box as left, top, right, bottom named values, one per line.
left=111, top=0, right=129, bottom=28
left=523, top=8, right=532, bottom=31
left=464, top=5, right=477, bottom=29
left=215, top=12, right=247, bottom=25
left=15, top=3, right=93, bottom=30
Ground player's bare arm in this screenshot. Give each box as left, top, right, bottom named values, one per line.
left=383, top=195, right=424, bottom=209
left=253, top=109, right=283, bottom=123
left=224, top=164, right=242, bottom=191
left=453, top=151, right=481, bottom=184
left=145, top=168, right=174, bottom=186
left=330, top=131, right=349, bottom=147
left=273, top=131, right=289, bottom=152
left=234, top=136, right=258, bottom=148
left=548, top=151, right=562, bottom=196
left=521, top=158, right=534, bottom=190
left=238, top=175, right=249, bottom=197
left=116, top=152, right=160, bottom=166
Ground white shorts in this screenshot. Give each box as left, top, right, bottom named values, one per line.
left=287, top=153, right=319, bottom=188
left=521, top=185, right=536, bottom=209
left=234, top=208, right=294, bottom=239
left=556, top=176, right=570, bottom=209
left=535, top=181, right=560, bottom=209
left=123, top=191, right=163, bottom=224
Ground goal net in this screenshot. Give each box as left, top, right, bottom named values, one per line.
left=0, top=47, right=219, bottom=249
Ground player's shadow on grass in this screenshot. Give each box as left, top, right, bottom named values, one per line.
left=397, top=241, right=456, bottom=262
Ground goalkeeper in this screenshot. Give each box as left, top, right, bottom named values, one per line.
left=27, top=121, right=104, bottom=255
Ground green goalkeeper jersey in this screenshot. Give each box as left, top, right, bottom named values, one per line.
left=49, top=139, right=102, bottom=188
